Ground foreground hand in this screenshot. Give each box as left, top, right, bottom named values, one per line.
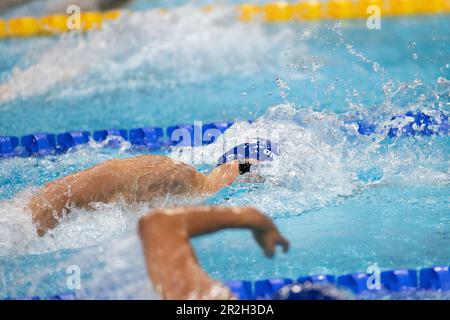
left=252, top=223, right=289, bottom=258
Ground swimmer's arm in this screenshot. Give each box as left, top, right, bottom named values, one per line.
left=176, top=206, right=289, bottom=257
left=29, top=160, right=123, bottom=236
left=138, top=206, right=289, bottom=300
left=204, top=162, right=241, bottom=193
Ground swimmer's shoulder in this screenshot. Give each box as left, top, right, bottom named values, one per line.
left=131, top=154, right=175, bottom=164
left=100, top=155, right=191, bottom=171
left=119, top=154, right=187, bottom=168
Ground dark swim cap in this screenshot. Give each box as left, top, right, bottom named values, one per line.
left=216, top=138, right=280, bottom=167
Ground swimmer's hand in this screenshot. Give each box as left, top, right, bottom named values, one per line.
left=177, top=205, right=290, bottom=258
left=251, top=217, right=290, bottom=258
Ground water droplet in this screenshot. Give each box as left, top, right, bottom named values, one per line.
left=299, top=28, right=311, bottom=40
left=372, top=62, right=380, bottom=72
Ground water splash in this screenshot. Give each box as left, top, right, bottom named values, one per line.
left=170, top=102, right=449, bottom=216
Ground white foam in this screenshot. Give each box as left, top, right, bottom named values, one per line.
left=169, top=103, right=450, bottom=215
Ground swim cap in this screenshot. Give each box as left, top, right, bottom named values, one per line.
left=216, top=138, right=279, bottom=166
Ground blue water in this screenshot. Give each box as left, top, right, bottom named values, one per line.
left=1, top=14, right=449, bottom=135
left=0, top=3, right=449, bottom=299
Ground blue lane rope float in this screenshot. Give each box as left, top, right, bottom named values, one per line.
left=166, top=124, right=199, bottom=147
left=129, top=127, right=165, bottom=151
left=0, top=121, right=237, bottom=158
left=0, top=110, right=448, bottom=159
left=254, top=278, right=294, bottom=300
left=298, top=274, right=336, bottom=285
left=166, top=121, right=236, bottom=147
left=93, top=128, right=128, bottom=148
left=356, top=110, right=450, bottom=137
left=420, top=266, right=450, bottom=291
left=226, top=265, right=450, bottom=300
left=4, top=265, right=449, bottom=300
left=3, top=292, right=76, bottom=300
left=202, top=122, right=235, bottom=145
left=0, top=136, right=18, bottom=157
left=57, top=131, right=90, bottom=152
left=21, top=133, right=56, bottom=156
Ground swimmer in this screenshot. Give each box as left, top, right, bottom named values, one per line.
left=29, top=139, right=279, bottom=236
left=138, top=205, right=289, bottom=299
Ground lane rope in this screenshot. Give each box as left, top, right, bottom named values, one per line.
left=0, top=10, right=121, bottom=38
left=3, top=264, right=450, bottom=299
left=227, top=265, right=450, bottom=299
left=0, top=110, right=448, bottom=159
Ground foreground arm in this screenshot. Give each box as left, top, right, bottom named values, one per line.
left=138, top=206, right=289, bottom=300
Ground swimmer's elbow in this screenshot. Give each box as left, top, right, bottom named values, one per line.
left=29, top=195, right=61, bottom=237
left=30, top=206, right=55, bottom=237
left=138, top=214, right=153, bottom=236
left=138, top=210, right=171, bottom=238
left=28, top=196, right=43, bottom=223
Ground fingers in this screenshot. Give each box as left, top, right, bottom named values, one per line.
left=263, top=239, right=275, bottom=258
left=36, top=225, right=47, bottom=237
left=252, top=225, right=290, bottom=258
left=263, top=232, right=290, bottom=258
left=252, top=230, right=264, bottom=248
left=277, top=234, right=290, bottom=253
left=268, top=225, right=289, bottom=254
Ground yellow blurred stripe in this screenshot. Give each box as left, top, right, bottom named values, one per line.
left=81, top=12, right=103, bottom=31
left=7, top=17, right=40, bottom=37
left=39, top=15, right=68, bottom=34
left=0, top=19, right=6, bottom=38
left=414, top=0, right=446, bottom=14
left=103, top=10, right=122, bottom=20
left=201, top=5, right=215, bottom=13
left=264, top=2, right=294, bottom=22
left=328, top=0, right=357, bottom=19
left=357, top=0, right=385, bottom=16
left=293, top=1, right=324, bottom=20
left=0, top=3, right=449, bottom=40
left=238, top=4, right=262, bottom=22
left=387, top=0, right=416, bottom=16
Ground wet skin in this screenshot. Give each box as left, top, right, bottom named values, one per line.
left=28, top=155, right=242, bottom=236
left=138, top=205, right=289, bottom=300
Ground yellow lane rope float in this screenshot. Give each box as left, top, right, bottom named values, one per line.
left=240, top=0, right=450, bottom=22
left=0, top=0, right=449, bottom=39
left=0, top=10, right=121, bottom=38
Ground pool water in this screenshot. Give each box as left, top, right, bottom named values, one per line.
left=0, top=2, right=449, bottom=299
